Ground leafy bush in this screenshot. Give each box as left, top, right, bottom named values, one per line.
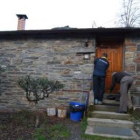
left=18, top=75, right=64, bottom=104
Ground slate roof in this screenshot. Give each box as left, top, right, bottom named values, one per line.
left=0, top=27, right=140, bottom=39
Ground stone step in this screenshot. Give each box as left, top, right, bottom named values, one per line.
left=93, top=104, right=119, bottom=112
left=90, top=111, right=130, bottom=120
left=85, top=125, right=139, bottom=139
left=87, top=118, right=134, bottom=129
left=103, top=99, right=120, bottom=106
left=85, top=94, right=140, bottom=139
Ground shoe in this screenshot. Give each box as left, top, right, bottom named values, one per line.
left=94, top=99, right=98, bottom=105
left=106, top=95, right=116, bottom=100
left=115, top=96, right=120, bottom=101
left=116, top=110, right=127, bottom=114
left=98, top=101, right=103, bottom=105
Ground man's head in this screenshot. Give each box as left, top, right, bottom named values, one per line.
left=102, top=53, right=108, bottom=58
left=112, top=72, right=117, bottom=76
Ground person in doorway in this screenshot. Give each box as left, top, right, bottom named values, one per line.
left=110, top=71, right=133, bottom=113
left=93, top=53, right=109, bottom=105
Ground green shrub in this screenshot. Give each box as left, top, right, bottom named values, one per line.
left=18, top=75, right=64, bottom=104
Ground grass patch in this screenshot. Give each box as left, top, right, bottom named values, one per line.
left=80, top=117, right=127, bottom=140
left=33, top=122, right=70, bottom=140
left=0, top=124, right=8, bottom=130
left=33, top=126, right=46, bottom=139
left=47, top=124, right=70, bottom=140
left=1, top=133, right=8, bottom=139
left=17, top=138, right=23, bottom=140
left=130, top=115, right=140, bottom=122
left=35, top=135, right=46, bottom=140
left=11, top=110, right=35, bottom=126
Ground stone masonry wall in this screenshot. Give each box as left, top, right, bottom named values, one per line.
left=0, top=38, right=95, bottom=112
left=125, top=37, right=140, bottom=93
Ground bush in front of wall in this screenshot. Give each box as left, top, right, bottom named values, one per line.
left=18, top=75, right=64, bottom=128
left=18, top=75, right=64, bottom=104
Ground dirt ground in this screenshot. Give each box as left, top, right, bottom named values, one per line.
left=0, top=111, right=87, bottom=140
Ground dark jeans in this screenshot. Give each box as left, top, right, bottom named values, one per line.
left=93, top=75, right=106, bottom=101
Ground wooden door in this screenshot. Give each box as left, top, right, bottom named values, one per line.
left=96, top=40, right=123, bottom=93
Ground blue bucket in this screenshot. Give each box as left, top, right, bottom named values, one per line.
left=69, top=102, right=85, bottom=122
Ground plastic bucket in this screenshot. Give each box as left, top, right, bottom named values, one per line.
left=47, top=107, right=56, bottom=116
left=57, top=106, right=67, bottom=118
left=69, top=102, right=85, bottom=122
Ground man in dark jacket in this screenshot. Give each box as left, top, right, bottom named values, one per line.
left=93, top=53, right=109, bottom=105
left=110, top=71, right=133, bottom=113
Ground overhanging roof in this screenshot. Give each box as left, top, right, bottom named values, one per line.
left=0, top=27, right=140, bottom=39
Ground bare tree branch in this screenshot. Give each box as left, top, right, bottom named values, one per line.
left=117, top=0, right=140, bottom=27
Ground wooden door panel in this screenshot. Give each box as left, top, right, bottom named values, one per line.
left=96, top=41, right=123, bottom=93
left=105, top=74, right=111, bottom=89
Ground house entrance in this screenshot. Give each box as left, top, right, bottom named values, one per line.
left=96, top=39, right=123, bottom=94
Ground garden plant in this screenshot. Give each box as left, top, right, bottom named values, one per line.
left=18, top=75, right=64, bottom=127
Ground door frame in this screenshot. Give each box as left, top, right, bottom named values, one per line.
left=95, top=37, right=124, bottom=93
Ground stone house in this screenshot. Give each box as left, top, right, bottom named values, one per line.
left=0, top=15, right=140, bottom=112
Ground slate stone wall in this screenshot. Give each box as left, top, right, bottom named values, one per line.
left=0, top=38, right=95, bottom=112
left=125, top=37, right=140, bottom=93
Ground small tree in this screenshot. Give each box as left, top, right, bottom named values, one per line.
left=18, top=75, right=64, bottom=104
left=117, top=0, right=140, bottom=27
left=18, top=75, right=64, bottom=127
left=39, top=78, right=64, bottom=98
